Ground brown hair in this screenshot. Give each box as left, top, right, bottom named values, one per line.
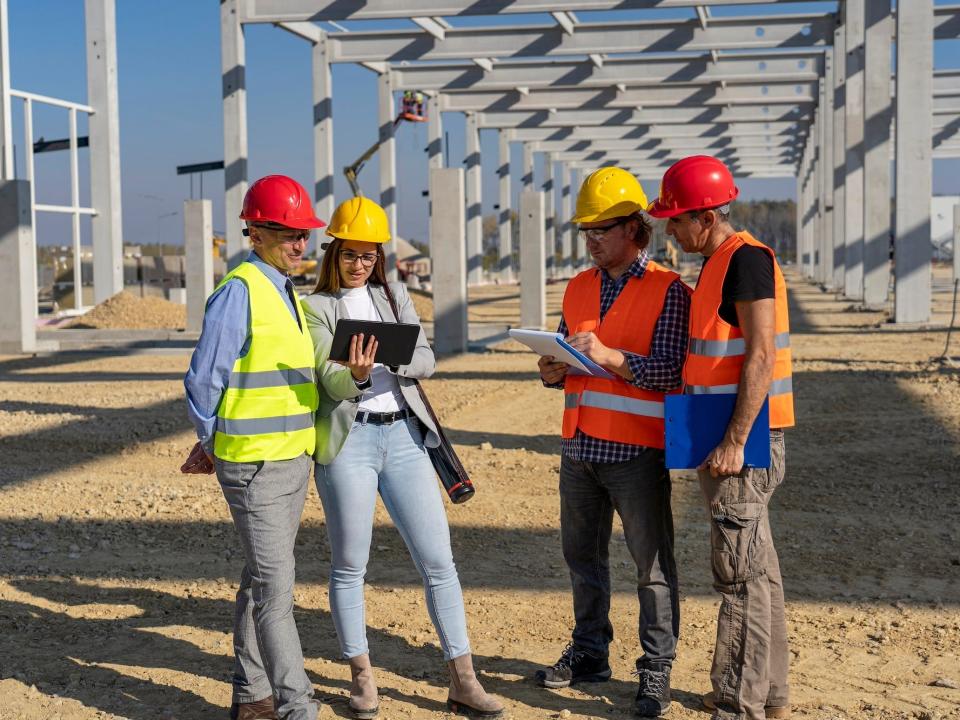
left=312, top=238, right=389, bottom=295
left=630, top=212, right=653, bottom=251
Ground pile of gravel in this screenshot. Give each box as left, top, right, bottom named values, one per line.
left=67, top=291, right=186, bottom=330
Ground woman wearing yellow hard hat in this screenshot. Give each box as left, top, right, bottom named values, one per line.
left=535, top=166, right=690, bottom=717
left=301, top=196, right=504, bottom=720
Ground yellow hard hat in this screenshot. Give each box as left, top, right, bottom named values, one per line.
left=571, top=167, right=649, bottom=224
left=325, top=196, right=391, bottom=243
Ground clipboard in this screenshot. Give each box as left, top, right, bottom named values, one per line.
left=664, top=393, right=771, bottom=470
left=508, top=328, right=616, bottom=379
left=330, top=319, right=419, bottom=367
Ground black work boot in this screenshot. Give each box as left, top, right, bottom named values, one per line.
left=633, top=658, right=671, bottom=717
left=535, top=642, right=611, bottom=689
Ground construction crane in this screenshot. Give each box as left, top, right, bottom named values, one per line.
left=343, top=91, right=428, bottom=197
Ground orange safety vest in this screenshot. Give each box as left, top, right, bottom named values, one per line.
left=562, top=260, right=686, bottom=449
left=683, top=231, right=795, bottom=428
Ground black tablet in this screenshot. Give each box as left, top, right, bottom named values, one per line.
left=329, top=319, right=420, bottom=367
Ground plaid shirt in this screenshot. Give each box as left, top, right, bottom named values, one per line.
left=546, top=251, right=690, bottom=463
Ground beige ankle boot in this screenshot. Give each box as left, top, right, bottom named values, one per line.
left=347, top=653, right=379, bottom=719
left=446, top=653, right=504, bottom=718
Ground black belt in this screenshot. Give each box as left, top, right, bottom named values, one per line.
left=356, top=408, right=414, bottom=425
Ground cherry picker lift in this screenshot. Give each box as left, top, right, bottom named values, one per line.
left=343, top=91, right=428, bottom=197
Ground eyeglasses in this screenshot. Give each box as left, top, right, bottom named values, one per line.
left=254, top=225, right=310, bottom=244
left=341, top=250, right=379, bottom=267
left=578, top=216, right=630, bottom=241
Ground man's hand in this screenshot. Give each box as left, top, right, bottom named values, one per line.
left=538, top=355, right=569, bottom=384
left=566, top=332, right=622, bottom=369
left=699, top=436, right=745, bottom=478
left=181, top=441, right=215, bottom=475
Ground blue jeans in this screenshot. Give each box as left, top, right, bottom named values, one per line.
left=559, top=449, right=680, bottom=665
left=315, top=416, right=470, bottom=661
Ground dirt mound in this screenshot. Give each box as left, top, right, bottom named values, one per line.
left=408, top=287, right=434, bottom=322
left=68, top=291, right=186, bottom=330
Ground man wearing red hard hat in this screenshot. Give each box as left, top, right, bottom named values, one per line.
left=648, top=157, right=794, bottom=720
left=182, top=175, right=327, bottom=720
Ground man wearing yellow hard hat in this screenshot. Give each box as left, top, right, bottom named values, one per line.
left=535, top=167, right=691, bottom=717
left=301, top=196, right=504, bottom=720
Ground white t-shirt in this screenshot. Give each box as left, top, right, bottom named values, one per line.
left=339, top=285, right=405, bottom=413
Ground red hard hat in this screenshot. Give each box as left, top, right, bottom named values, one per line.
left=646, top=156, right=739, bottom=219
left=240, top=175, right=326, bottom=229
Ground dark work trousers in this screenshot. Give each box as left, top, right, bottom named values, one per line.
left=698, top=431, right=790, bottom=720
left=559, top=448, right=680, bottom=665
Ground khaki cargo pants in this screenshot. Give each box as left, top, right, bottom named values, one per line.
left=697, top=431, right=790, bottom=720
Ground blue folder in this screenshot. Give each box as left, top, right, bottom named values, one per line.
left=664, top=394, right=770, bottom=470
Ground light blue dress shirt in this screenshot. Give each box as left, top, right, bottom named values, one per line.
left=184, top=252, right=300, bottom=454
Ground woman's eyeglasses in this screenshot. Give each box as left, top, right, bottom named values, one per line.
left=341, top=250, right=379, bottom=267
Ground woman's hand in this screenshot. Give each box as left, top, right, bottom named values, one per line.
left=342, top=332, right=378, bottom=382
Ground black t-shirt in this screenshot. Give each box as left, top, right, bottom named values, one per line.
left=699, top=245, right=775, bottom=327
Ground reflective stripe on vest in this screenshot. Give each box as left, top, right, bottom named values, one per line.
left=567, top=390, right=665, bottom=419
left=685, top=376, right=793, bottom=397
left=688, top=332, right=790, bottom=358
left=217, top=412, right=315, bottom=436
left=228, top=367, right=315, bottom=390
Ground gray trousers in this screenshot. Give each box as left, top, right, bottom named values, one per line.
left=216, top=453, right=318, bottom=720
left=698, top=432, right=790, bottom=720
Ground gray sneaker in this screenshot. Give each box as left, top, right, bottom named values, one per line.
left=633, top=658, right=671, bottom=717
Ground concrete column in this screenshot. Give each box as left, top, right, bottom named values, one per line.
left=0, top=0, right=13, bottom=180
left=497, top=129, right=513, bottom=283
left=819, top=48, right=835, bottom=287
left=429, top=168, right=468, bottom=354
left=221, top=0, right=247, bottom=270
left=795, top=176, right=803, bottom=273
left=543, top=152, right=556, bottom=279
left=312, top=34, right=335, bottom=254
left=810, top=108, right=821, bottom=279
left=0, top=181, right=36, bottom=353
left=465, top=112, right=483, bottom=286
left=427, top=95, right=443, bottom=169
left=184, top=200, right=213, bottom=334
left=378, top=72, right=398, bottom=282
left=832, top=25, right=847, bottom=291
left=522, top=143, right=534, bottom=190
left=520, top=190, right=546, bottom=329
left=843, top=0, right=865, bottom=300
left=894, top=0, right=933, bottom=323
left=572, top=169, right=586, bottom=270
left=560, top=163, right=572, bottom=278
left=954, top=205, right=960, bottom=285
left=85, top=0, right=124, bottom=300
left=862, top=1, right=893, bottom=307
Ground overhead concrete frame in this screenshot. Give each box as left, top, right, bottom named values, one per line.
left=227, top=1, right=960, bottom=335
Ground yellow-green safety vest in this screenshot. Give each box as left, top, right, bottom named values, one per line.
left=213, top=262, right=318, bottom=462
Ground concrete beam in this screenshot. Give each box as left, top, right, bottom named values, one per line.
left=429, top=167, right=467, bottom=354
left=184, top=200, right=214, bottom=334
left=326, top=14, right=834, bottom=64
left=85, top=0, right=124, bottom=301
left=477, top=105, right=812, bottom=128
left=438, top=82, right=818, bottom=113
left=465, top=112, right=483, bottom=285
left=546, top=148, right=799, bottom=164
left=529, top=136, right=803, bottom=153
left=894, top=0, right=934, bottom=323
left=862, top=1, right=893, bottom=307
left=378, top=71, right=398, bottom=281
left=520, top=190, right=546, bottom=330
left=221, top=0, right=248, bottom=270
left=313, top=33, right=335, bottom=248
left=497, top=129, right=513, bottom=283
left=0, top=180, right=35, bottom=353
left=246, top=0, right=829, bottom=22
left=510, top=122, right=808, bottom=142
left=391, top=52, right=823, bottom=93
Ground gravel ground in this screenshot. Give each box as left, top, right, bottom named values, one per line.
left=0, top=269, right=958, bottom=720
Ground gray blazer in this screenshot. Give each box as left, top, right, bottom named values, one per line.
left=301, top=282, right=439, bottom=465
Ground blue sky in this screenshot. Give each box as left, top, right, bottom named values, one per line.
left=5, top=1, right=960, bottom=251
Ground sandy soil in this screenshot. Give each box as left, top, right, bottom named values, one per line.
left=1, top=267, right=959, bottom=720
